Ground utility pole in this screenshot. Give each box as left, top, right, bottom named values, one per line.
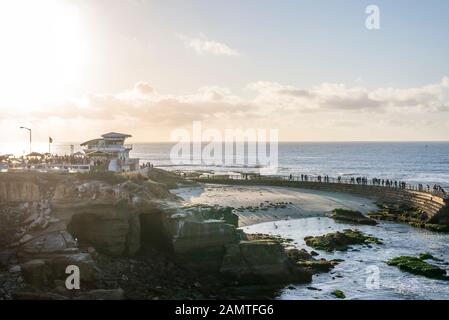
left=20, top=126, right=32, bottom=154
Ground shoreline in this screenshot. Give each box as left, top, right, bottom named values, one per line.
left=181, top=176, right=449, bottom=229
left=173, top=183, right=378, bottom=227
left=1, top=169, right=448, bottom=300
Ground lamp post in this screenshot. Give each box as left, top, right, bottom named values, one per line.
left=20, top=126, right=32, bottom=154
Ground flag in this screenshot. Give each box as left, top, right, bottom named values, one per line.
left=49, top=137, right=53, bottom=144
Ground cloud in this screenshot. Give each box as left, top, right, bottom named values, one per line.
left=7, top=77, right=449, bottom=126
left=28, top=83, right=257, bottom=127
left=2, top=77, right=449, bottom=142
left=134, top=82, right=154, bottom=95
left=278, top=89, right=314, bottom=98
left=247, top=77, right=449, bottom=113
left=177, top=33, right=240, bottom=57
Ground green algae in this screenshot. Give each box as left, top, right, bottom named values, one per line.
left=304, top=229, right=382, bottom=252
left=386, top=256, right=447, bottom=280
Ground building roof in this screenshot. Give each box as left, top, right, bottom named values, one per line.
left=85, top=150, right=113, bottom=157
left=80, top=138, right=103, bottom=146
left=26, top=152, right=43, bottom=157
left=101, top=132, right=132, bottom=139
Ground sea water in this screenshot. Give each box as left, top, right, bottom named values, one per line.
left=129, top=142, right=449, bottom=187
left=243, top=217, right=449, bottom=300
left=3, top=141, right=447, bottom=186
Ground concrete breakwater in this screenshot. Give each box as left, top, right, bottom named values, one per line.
left=193, top=177, right=449, bottom=225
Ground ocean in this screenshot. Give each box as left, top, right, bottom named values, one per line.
left=2, top=141, right=448, bottom=188
left=130, top=142, right=449, bottom=188
left=243, top=217, right=449, bottom=300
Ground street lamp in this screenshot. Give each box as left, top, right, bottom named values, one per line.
left=20, top=126, right=32, bottom=154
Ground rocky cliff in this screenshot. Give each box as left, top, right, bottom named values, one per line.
left=169, top=205, right=312, bottom=286
left=0, top=171, right=313, bottom=299
left=0, top=171, right=177, bottom=299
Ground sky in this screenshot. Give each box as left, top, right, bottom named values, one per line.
left=1, top=0, right=449, bottom=150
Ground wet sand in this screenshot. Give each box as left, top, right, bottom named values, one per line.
left=173, top=183, right=378, bottom=226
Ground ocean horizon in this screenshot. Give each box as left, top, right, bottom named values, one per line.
left=2, top=141, right=448, bottom=187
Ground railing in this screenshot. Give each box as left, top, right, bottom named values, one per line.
left=84, top=144, right=133, bottom=152
left=188, top=173, right=448, bottom=198
left=3, top=163, right=91, bottom=173
left=125, top=158, right=139, bottom=164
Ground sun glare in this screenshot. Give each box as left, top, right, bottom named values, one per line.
left=0, top=0, right=86, bottom=110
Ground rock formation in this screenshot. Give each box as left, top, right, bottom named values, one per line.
left=169, top=206, right=312, bottom=285
left=386, top=255, right=448, bottom=280
left=0, top=171, right=176, bottom=299
left=220, top=240, right=312, bottom=285
left=369, top=203, right=449, bottom=232
left=0, top=170, right=314, bottom=299
left=304, top=229, right=382, bottom=252
left=330, top=208, right=377, bottom=225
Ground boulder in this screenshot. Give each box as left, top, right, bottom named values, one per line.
left=331, top=208, right=377, bottom=225
left=173, top=220, right=239, bottom=253
left=21, top=259, right=49, bottom=286
left=28, top=217, right=49, bottom=231
left=17, top=230, right=78, bottom=258
left=304, top=229, right=382, bottom=252
left=19, top=234, right=34, bottom=245
left=220, top=240, right=312, bottom=285
left=24, top=213, right=39, bottom=224
left=386, top=255, right=447, bottom=280
left=9, top=265, right=21, bottom=273
left=46, top=253, right=99, bottom=282
left=418, top=252, right=443, bottom=261
left=186, top=205, right=239, bottom=227
left=20, top=252, right=99, bottom=283
left=331, top=289, right=346, bottom=299
left=296, top=259, right=339, bottom=273
left=172, top=220, right=240, bottom=270
left=285, top=248, right=313, bottom=261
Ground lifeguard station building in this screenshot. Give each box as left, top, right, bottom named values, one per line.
left=81, top=132, right=139, bottom=172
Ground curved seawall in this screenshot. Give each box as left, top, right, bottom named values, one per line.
left=194, top=177, right=449, bottom=225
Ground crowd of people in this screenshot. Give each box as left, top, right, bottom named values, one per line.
left=285, top=173, right=446, bottom=194
left=140, top=162, right=154, bottom=169
left=428, top=184, right=446, bottom=194
left=368, top=177, right=407, bottom=189
left=2, top=153, right=446, bottom=195
left=92, top=159, right=109, bottom=167
left=0, top=153, right=91, bottom=167
left=43, top=155, right=90, bottom=165
left=1, top=153, right=154, bottom=174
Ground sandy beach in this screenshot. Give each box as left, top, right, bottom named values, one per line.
left=173, top=183, right=378, bottom=226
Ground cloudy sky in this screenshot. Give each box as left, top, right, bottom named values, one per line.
left=1, top=0, right=449, bottom=149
